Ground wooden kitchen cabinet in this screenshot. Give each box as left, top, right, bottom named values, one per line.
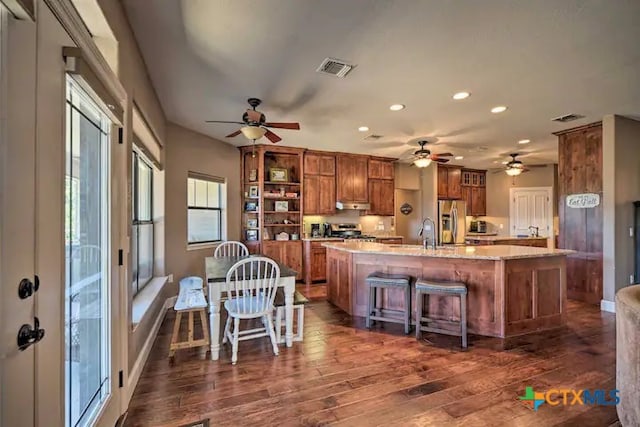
left=337, top=154, right=368, bottom=203
left=368, top=158, right=395, bottom=180
left=375, top=237, right=403, bottom=244
left=461, top=169, right=487, bottom=216
left=304, top=152, right=335, bottom=176
left=303, top=153, right=336, bottom=215
left=437, top=165, right=462, bottom=199
left=367, top=179, right=395, bottom=216
left=262, top=240, right=302, bottom=280
left=303, top=239, right=342, bottom=285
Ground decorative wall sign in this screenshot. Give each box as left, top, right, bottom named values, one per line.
left=400, top=203, right=413, bottom=215
left=566, top=193, right=600, bottom=208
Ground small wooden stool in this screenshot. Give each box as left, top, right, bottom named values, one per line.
left=169, top=283, right=210, bottom=360
left=365, top=272, right=412, bottom=334
left=274, top=289, right=308, bottom=344
left=415, top=278, right=468, bottom=348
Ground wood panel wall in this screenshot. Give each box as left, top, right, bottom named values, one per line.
left=555, top=122, right=603, bottom=304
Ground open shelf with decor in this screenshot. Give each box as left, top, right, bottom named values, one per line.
left=240, top=145, right=304, bottom=278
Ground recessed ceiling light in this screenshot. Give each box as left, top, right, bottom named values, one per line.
left=454, top=156, right=464, bottom=160
left=491, top=106, right=508, bottom=113
left=389, top=104, right=405, bottom=111
left=518, top=139, right=530, bottom=144
left=453, top=92, right=470, bottom=100
left=501, top=161, right=509, bottom=164
left=358, top=126, right=369, bottom=132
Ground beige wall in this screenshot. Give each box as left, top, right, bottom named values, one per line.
left=483, top=164, right=558, bottom=236
left=395, top=189, right=421, bottom=244
left=165, top=123, right=241, bottom=285
left=602, top=115, right=640, bottom=303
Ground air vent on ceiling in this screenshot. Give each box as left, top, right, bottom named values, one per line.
left=364, top=134, right=384, bottom=141
left=316, top=57, right=355, bottom=78
left=552, top=113, right=585, bottom=123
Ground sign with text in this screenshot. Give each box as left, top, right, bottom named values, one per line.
left=566, top=193, right=600, bottom=208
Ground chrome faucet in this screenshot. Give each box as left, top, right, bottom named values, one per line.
left=528, top=226, right=539, bottom=237
left=419, top=217, right=437, bottom=250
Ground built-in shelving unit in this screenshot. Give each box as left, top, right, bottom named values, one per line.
left=240, top=145, right=304, bottom=253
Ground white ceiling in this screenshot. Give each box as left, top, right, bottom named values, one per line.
left=123, top=0, right=640, bottom=169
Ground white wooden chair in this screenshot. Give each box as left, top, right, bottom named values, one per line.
left=169, top=276, right=210, bottom=361
left=222, top=257, right=280, bottom=365
left=214, top=241, right=249, bottom=258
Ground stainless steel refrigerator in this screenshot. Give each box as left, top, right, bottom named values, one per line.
left=438, top=200, right=467, bottom=245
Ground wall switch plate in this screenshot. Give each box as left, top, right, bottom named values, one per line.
left=499, top=224, right=504, bottom=229
left=168, top=274, right=174, bottom=283
left=630, top=227, right=634, bottom=237
left=630, top=274, right=634, bottom=284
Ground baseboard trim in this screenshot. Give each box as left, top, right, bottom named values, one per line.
left=600, top=299, right=616, bottom=313
left=125, top=296, right=176, bottom=404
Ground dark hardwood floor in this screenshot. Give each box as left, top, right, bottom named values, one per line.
left=124, top=284, right=618, bottom=427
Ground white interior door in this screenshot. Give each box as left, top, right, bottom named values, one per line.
left=509, top=187, right=553, bottom=237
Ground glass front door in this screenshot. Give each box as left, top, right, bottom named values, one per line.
left=65, top=77, right=111, bottom=427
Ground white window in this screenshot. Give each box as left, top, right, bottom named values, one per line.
left=188, top=174, right=225, bottom=244
left=132, top=150, right=154, bottom=295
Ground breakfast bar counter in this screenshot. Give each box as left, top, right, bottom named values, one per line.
left=323, top=242, right=573, bottom=338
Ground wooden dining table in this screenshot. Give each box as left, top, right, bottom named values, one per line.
left=205, top=255, right=298, bottom=361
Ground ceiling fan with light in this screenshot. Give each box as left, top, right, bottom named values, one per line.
left=406, top=140, right=454, bottom=167
left=205, top=97, right=300, bottom=143
left=496, top=153, right=546, bottom=176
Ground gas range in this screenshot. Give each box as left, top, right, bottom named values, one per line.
left=327, top=223, right=377, bottom=242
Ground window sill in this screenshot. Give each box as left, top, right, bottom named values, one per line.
left=187, top=241, right=221, bottom=252
left=131, top=276, right=169, bottom=331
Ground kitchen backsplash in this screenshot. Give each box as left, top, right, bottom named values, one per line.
left=303, top=211, right=395, bottom=235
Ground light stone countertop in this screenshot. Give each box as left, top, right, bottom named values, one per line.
left=465, top=235, right=549, bottom=241
left=322, top=241, right=573, bottom=260
left=301, top=237, right=345, bottom=242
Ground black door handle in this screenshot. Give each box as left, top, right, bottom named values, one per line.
left=17, top=317, right=45, bottom=351
left=18, top=276, right=39, bottom=299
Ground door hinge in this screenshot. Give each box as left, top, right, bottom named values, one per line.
left=118, top=370, right=123, bottom=388
left=118, top=249, right=124, bottom=266
left=118, top=127, right=123, bottom=145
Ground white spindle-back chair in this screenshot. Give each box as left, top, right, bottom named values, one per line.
left=222, top=257, right=280, bottom=364
left=214, top=241, right=249, bottom=258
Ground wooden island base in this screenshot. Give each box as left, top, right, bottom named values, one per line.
left=326, top=246, right=568, bottom=338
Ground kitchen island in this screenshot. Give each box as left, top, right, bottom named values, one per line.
left=323, top=241, right=573, bottom=338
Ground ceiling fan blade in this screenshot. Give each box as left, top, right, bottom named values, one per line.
left=225, top=130, right=242, bottom=138
left=433, top=152, right=454, bottom=157
left=206, top=120, right=245, bottom=124
left=433, top=158, right=450, bottom=163
left=264, top=122, right=301, bottom=130
left=264, top=129, right=282, bottom=143
left=245, top=109, right=262, bottom=123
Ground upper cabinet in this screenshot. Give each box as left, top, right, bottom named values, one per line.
left=303, top=152, right=336, bottom=215
left=336, top=154, right=368, bottom=203
left=366, top=158, right=395, bottom=215
left=437, top=165, right=462, bottom=199
left=368, top=158, right=395, bottom=180
left=461, top=169, right=487, bottom=216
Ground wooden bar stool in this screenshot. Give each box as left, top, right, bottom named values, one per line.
left=415, top=278, right=468, bottom=348
left=169, top=279, right=210, bottom=361
left=274, top=289, right=308, bottom=344
left=365, top=272, right=412, bottom=334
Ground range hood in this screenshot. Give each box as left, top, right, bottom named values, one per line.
left=336, top=201, right=371, bottom=210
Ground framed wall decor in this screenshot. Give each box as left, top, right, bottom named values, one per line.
left=269, top=168, right=289, bottom=182
left=274, top=201, right=289, bottom=212
left=244, top=201, right=258, bottom=212
left=246, top=229, right=258, bottom=241
left=248, top=185, right=259, bottom=198
left=247, top=219, right=258, bottom=228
